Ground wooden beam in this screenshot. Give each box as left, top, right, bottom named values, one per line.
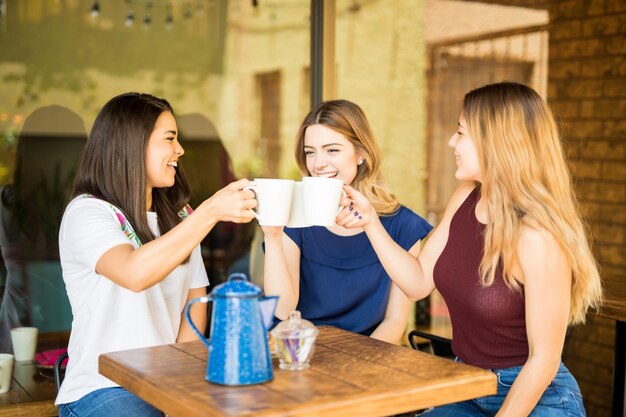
left=310, top=0, right=335, bottom=108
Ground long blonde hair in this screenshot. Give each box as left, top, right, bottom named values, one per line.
left=294, top=99, right=399, bottom=215
left=463, top=82, right=602, bottom=325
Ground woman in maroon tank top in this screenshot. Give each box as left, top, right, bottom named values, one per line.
left=340, top=82, right=602, bottom=416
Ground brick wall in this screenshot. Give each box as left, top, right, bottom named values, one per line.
left=467, top=1, right=625, bottom=416
left=549, top=2, right=624, bottom=416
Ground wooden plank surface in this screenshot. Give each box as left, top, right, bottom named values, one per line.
left=100, top=326, right=496, bottom=417
left=0, top=401, right=58, bottom=417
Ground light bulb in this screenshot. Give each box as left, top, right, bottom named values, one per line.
left=125, top=10, right=134, bottom=27
left=143, top=2, right=152, bottom=28
left=91, top=0, right=100, bottom=18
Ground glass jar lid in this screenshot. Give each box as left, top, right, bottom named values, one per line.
left=271, top=311, right=319, bottom=339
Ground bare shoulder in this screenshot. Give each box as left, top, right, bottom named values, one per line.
left=444, top=182, right=477, bottom=217
left=423, top=182, right=475, bottom=248
left=518, top=219, right=560, bottom=253
left=516, top=219, right=570, bottom=285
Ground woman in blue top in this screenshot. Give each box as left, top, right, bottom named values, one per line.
left=263, top=99, right=432, bottom=343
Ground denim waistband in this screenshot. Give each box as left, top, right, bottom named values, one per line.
left=454, top=357, right=570, bottom=375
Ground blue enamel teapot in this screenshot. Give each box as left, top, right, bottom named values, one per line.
left=184, top=273, right=278, bottom=385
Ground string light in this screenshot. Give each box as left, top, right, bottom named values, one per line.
left=195, top=2, right=205, bottom=16
left=184, top=2, right=193, bottom=20
left=115, top=1, right=214, bottom=29
left=165, top=3, right=174, bottom=29
left=347, top=1, right=361, bottom=13
left=90, top=0, right=100, bottom=18
left=125, top=10, right=135, bottom=27
left=143, top=2, right=152, bottom=28
left=123, top=0, right=134, bottom=27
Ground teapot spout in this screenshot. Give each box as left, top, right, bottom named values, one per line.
left=259, top=296, right=279, bottom=329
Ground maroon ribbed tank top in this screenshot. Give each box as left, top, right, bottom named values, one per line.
left=433, top=187, right=528, bottom=369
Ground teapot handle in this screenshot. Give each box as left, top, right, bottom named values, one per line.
left=184, top=296, right=212, bottom=349
left=227, top=272, right=248, bottom=282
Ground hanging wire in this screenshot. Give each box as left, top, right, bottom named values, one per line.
left=124, top=1, right=211, bottom=12
left=116, top=0, right=213, bottom=28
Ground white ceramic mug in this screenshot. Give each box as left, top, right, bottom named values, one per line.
left=302, top=177, right=345, bottom=226
left=287, top=182, right=311, bottom=228
left=245, top=179, right=295, bottom=226
left=10, top=327, right=38, bottom=363
left=0, top=353, right=14, bottom=394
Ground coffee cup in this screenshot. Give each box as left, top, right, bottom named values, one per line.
left=245, top=179, right=295, bottom=226
left=10, top=327, right=38, bottom=363
left=302, top=177, right=345, bottom=226
left=0, top=353, right=14, bottom=393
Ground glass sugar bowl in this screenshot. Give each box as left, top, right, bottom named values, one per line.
left=270, top=311, right=319, bottom=371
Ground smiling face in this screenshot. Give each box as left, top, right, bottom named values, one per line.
left=145, top=111, right=184, bottom=193
left=303, top=124, right=362, bottom=185
left=448, top=115, right=481, bottom=182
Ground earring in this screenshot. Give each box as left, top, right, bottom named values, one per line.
left=358, top=157, right=364, bottom=165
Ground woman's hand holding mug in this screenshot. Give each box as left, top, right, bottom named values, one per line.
left=336, top=184, right=376, bottom=229
left=204, top=178, right=257, bottom=224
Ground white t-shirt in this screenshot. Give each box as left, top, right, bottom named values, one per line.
left=55, top=197, right=209, bottom=405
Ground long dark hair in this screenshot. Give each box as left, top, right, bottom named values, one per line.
left=72, top=92, right=191, bottom=246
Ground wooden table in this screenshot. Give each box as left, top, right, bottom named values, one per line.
left=0, top=331, right=68, bottom=417
left=99, top=326, right=496, bottom=417
left=0, top=362, right=57, bottom=417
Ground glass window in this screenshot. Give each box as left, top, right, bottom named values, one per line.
left=0, top=0, right=309, bottom=346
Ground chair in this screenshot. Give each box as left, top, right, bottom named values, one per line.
left=408, top=329, right=454, bottom=358
left=54, top=351, right=69, bottom=392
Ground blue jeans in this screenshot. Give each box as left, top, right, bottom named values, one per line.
left=59, top=387, right=164, bottom=417
left=418, top=362, right=585, bottom=416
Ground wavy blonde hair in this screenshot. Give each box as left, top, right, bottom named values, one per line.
left=464, top=82, right=602, bottom=325
left=294, top=99, right=399, bottom=215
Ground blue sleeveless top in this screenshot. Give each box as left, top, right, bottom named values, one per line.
left=283, top=206, right=432, bottom=335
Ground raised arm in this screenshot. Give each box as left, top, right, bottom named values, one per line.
left=95, top=179, right=256, bottom=292
left=262, top=227, right=301, bottom=319
left=338, top=183, right=475, bottom=301
left=369, top=240, right=421, bottom=343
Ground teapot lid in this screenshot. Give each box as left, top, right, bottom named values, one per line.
left=211, top=273, right=262, bottom=298
left=271, top=311, right=319, bottom=339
